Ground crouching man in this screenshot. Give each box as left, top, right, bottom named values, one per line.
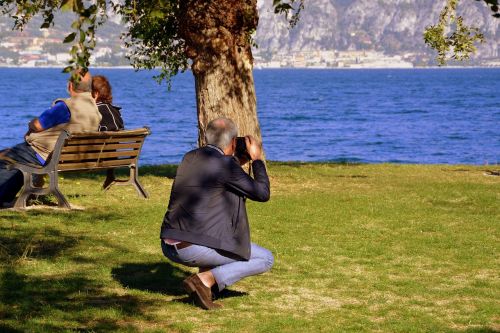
left=160, top=117, right=273, bottom=310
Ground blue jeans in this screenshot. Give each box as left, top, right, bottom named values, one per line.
left=0, top=142, right=41, bottom=203
left=161, top=241, right=274, bottom=291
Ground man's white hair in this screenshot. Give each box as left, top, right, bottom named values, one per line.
left=205, top=118, right=238, bottom=150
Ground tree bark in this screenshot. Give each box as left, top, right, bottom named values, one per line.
left=178, top=0, right=264, bottom=150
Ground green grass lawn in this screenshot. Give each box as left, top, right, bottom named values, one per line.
left=0, top=162, right=498, bottom=332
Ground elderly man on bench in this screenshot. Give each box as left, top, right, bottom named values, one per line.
left=0, top=70, right=102, bottom=207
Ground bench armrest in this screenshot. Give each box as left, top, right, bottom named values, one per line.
left=7, top=162, right=46, bottom=174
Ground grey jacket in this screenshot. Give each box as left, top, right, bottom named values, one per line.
left=160, top=145, right=270, bottom=260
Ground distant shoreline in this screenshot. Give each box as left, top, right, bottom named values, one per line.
left=1, top=65, right=499, bottom=70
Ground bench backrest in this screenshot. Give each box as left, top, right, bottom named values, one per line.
left=49, top=127, right=151, bottom=172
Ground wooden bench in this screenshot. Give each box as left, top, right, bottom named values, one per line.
left=8, top=127, right=151, bottom=209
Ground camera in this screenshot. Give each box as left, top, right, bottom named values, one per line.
left=235, top=136, right=251, bottom=162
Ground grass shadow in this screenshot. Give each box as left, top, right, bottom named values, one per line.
left=0, top=269, right=150, bottom=332
left=111, top=262, right=189, bottom=296
left=0, top=210, right=128, bottom=264
left=454, top=327, right=500, bottom=333
left=138, top=164, right=178, bottom=179
left=112, top=262, right=249, bottom=302
left=335, top=175, right=368, bottom=178
left=268, top=160, right=364, bottom=168
left=0, top=226, right=80, bottom=263
left=454, top=329, right=500, bottom=333
left=214, top=288, right=248, bottom=300
left=0, top=324, right=24, bottom=333
left=58, top=164, right=179, bottom=181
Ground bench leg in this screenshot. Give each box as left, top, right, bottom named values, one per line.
left=13, top=171, right=32, bottom=209
left=13, top=172, right=55, bottom=209
left=101, top=166, right=148, bottom=199
left=102, top=168, right=116, bottom=190
left=130, top=166, right=148, bottom=199
left=48, top=171, right=71, bottom=209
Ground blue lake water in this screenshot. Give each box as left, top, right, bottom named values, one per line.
left=0, top=67, right=498, bottom=165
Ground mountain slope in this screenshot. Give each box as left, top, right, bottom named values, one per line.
left=255, top=0, right=499, bottom=59
left=0, top=1, right=498, bottom=66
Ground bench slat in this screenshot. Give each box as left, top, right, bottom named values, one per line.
left=64, top=137, right=145, bottom=145
left=61, top=142, right=142, bottom=153
left=59, top=150, right=140, bottom=162
left=58, top=158, right=137, bottom=171
left=69, top=129, right=150, bottom=139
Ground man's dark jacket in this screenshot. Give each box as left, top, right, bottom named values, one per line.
left=160, top=146, right=270, bottom=260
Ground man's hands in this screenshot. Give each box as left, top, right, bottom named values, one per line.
left=28, top=118, right=44, bottom=133
left=25, top=118, right=44, bottom=137
left=245, top=136, right=263, bottom=161
left=231, top=135, right=263, bottom=165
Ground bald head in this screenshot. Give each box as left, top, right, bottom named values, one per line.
left=69, top=69, right=92, bottom=93
left=205, top=117, right=238, bottom=150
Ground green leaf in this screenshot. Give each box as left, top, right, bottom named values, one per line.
left=63, top=32, right=76, bottom=43
left=150, top=9, right=165, bottom=19
left=61, top=0, right=75, bottom=12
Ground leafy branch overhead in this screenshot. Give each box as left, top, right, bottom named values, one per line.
left=272, top=0, right=304, bottom=28
left=0, top=0, right=107, bottom=75
left=121, top=0, right=303, bottom=84
left=482, top=0, right=500, bottom=17
left=114, top=0, right=188, bottom=86
left=0, top=0, right=305, bottom=85
left=424, top=0, right=499, bottom=65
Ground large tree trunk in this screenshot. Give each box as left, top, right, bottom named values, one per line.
left=178, top=0, right=264, bottom=149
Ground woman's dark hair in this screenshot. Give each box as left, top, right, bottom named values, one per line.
left=92, top=75, right=113, bottom=103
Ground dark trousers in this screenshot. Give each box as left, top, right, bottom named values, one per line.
left=0, top=142, right=41, bottom=203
